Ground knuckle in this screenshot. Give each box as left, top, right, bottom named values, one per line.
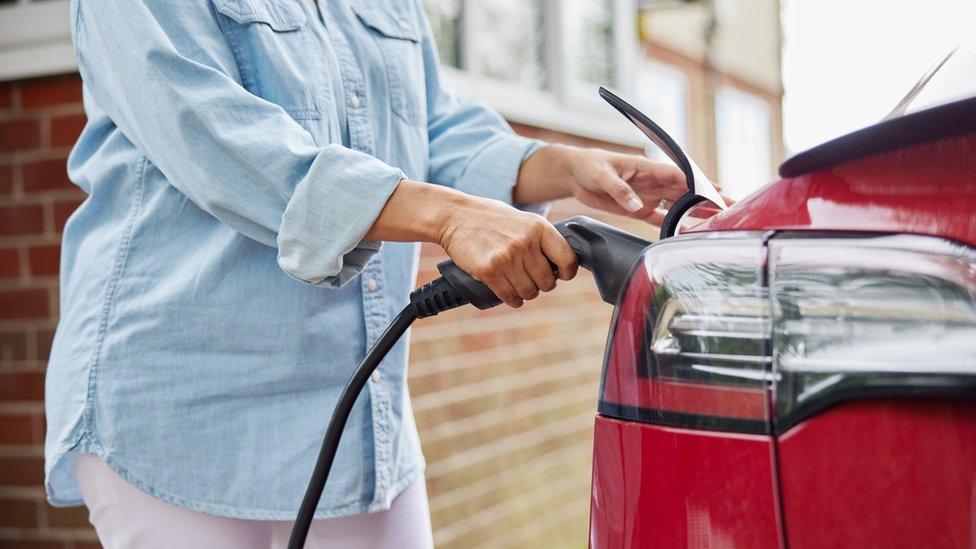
left=489, top=250, right=510, bottom=270
left=515, top=281, right=533, bottom=297
left=522, top=224, right=544, bottom=246
left=557, top=253, right=575, bottom=271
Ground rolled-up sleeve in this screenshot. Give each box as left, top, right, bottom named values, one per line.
left=74, top=0, right=402, bottom=288
left=417, top=3, right=546, bottom=212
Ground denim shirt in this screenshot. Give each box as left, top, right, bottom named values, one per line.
left=46, top=0, right=542, bottom=519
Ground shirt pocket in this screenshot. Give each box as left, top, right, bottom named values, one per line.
left=212, top=0, right=327, bottom=123
left=351, top=4, right=427, bottom=127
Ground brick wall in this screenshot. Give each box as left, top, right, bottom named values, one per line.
left=0, top=73, right=642, bottom=548
left=0, top=74, right=93, bottom=549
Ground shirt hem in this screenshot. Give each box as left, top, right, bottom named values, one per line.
left=47, top=448, right=425, bottom=520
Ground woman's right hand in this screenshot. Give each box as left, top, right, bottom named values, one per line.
left=436, top=195, right=578, bottom=308
left=365, top=179, right=578, bottom=308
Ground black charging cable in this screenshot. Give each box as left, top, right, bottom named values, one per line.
left=287, top=269, right=497, bottom=549
left=288, top=216, right=649, bottom=548
left=288, top=307, right=414, bottom=548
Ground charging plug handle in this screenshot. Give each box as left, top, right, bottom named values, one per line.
left=411, top=215, right=649, bottom=317
left=554, top=215, right=651, bottom=304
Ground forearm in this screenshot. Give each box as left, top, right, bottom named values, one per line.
left=364, top=179, right=465, bottom=244
left=512, top=144, right=576, bottom=204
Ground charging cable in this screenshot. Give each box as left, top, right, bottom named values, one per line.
left=288, top=216, right=649, bottom=548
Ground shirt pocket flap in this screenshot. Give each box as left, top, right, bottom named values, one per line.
left=352, top=6, right=420, bottom=42
left=212, top=0, right=307, bottom=32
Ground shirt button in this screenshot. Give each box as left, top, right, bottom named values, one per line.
left=371, top=370, right=381, bottom=383
left=396, top=18, right=409, bottom=30
left=350, top=93, right=361, bottom=109
left=366, top=277, right=378, bottom=292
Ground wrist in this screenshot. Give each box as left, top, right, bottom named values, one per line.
left=428, top=183, right=474, bottom=247
left=515, top=143, right=579, bottom=203
left=548, top=144, right=582, bottom=195
left=366, top=179, right=469, bottom=244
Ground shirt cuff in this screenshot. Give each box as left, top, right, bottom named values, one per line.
left=277, top=145, right=405, bottom=288
left=452, top=134, right=549, bottom=215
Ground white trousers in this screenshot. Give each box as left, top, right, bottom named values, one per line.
left=74, top=454, right=434, bottom=549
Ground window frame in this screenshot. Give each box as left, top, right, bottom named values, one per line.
left=0, top=0, right=75, bottom=82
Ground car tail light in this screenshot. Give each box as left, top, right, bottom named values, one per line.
left=769, top=234, right=976, bottom=432
left=601, top=233, right=771, bottom=434
left=601, top=232, right=976, bottom=434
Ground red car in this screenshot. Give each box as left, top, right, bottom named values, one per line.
left=590, top=47, right=976, bottom=547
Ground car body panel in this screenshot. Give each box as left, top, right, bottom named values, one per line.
left=777, top=399, right=976, bottom=548
left=590, top=416, right=782, bottom=548
left=694, top=132, right=976, bottom=247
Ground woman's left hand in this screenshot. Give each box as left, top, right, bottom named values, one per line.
left=514, top=144, right=697, bottom=226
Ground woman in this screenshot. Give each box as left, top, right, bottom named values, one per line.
left=46, top=0, right=687, bottom=546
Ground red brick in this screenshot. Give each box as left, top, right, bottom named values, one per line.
left=0, top=163, right=12, bottom=195
left=23, top=158, right=72, bottom=193
left=0, top=498, right=39, bottom=528
left=0, top=204, right=45, bottom=236
left=0, top=414, right=38, bottom=445
left=53, top=199, right=84, bottom=234
left=0, top=540, right=63, bottom=549
left=0, top=84, right=12, bottom=110
left=20, top=75, right=83, bottom=109
left=0, top=456, right=45, bottom=486
left=28, top=245, right=60, bottom=277
left=36, top=328, right=56, bottom=360
left=45, top=505, right=91, bottom=528
left=0, top=372, right=45, bottom=402
left=0, top=331, right=29, bottom=361
left=0, top=119, right=41, bottom=152
left=50, top=113, right=87, bottom=148
left=0, top=288, right=49, bottom=320
left=0, top=248, right=19, bottom=278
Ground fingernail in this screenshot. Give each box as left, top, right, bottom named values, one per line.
left=626, top=197, right=643, bottom=212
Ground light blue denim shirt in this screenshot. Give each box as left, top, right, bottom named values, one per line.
left=46, top=0, right=543, bottom=519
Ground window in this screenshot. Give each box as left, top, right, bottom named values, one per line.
left=563, top=0, right=616, bottom=97
left=422, top=0, right=643, bottom=146
left=634, top=58, right=688, bottom=160
left=465, top=1, right=546, bottom=89
left=715, top=85, right=774, bottom=200
left=422, top=0, right=462, bottom=69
